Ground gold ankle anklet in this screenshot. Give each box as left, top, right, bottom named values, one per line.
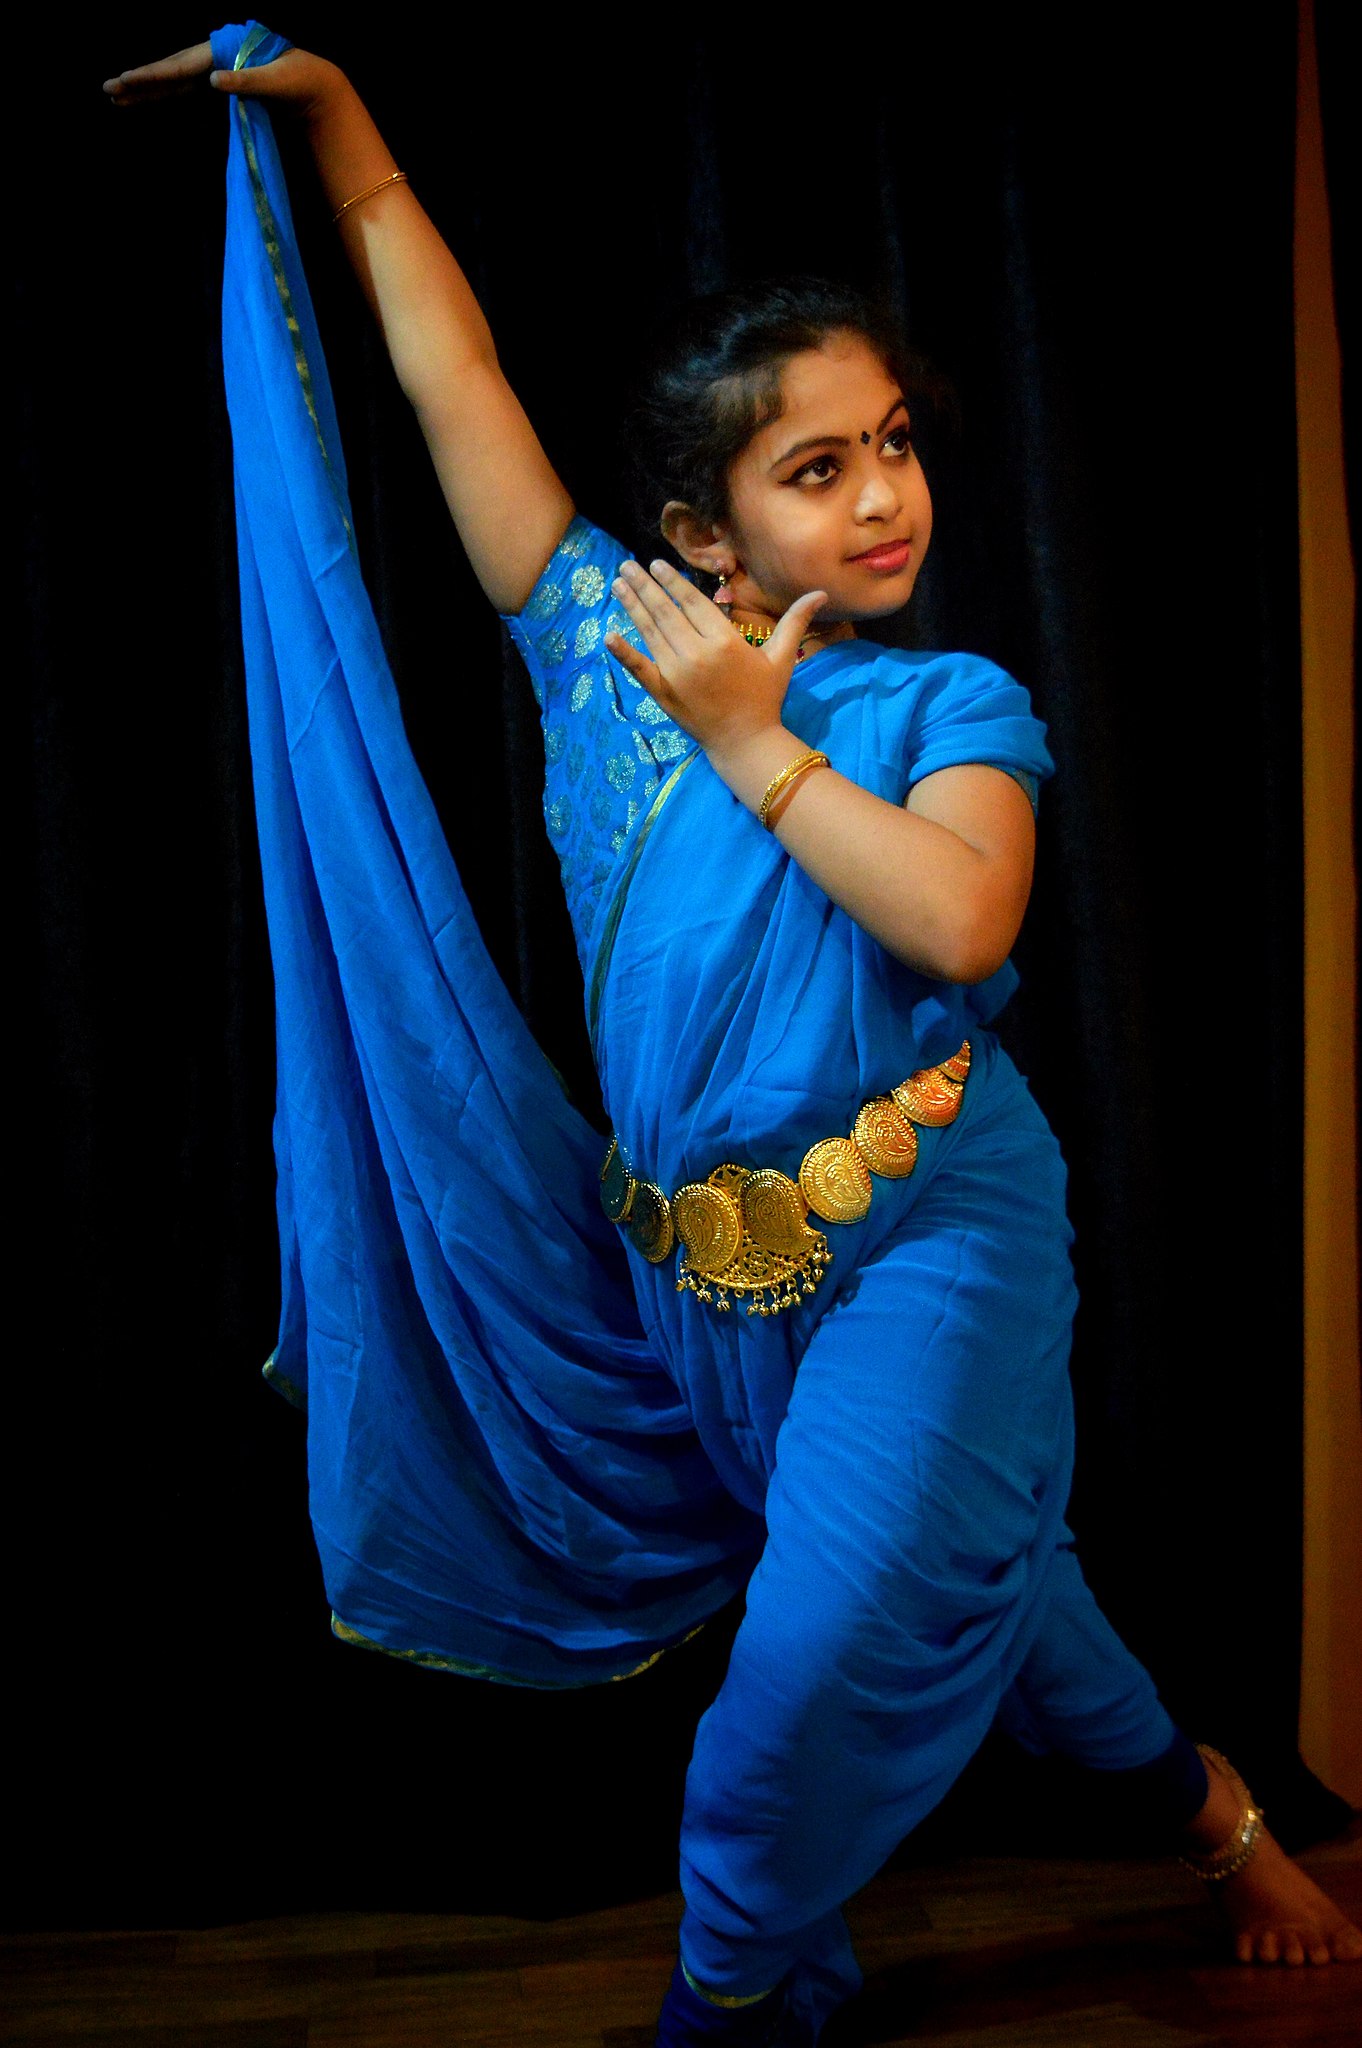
left=1178, top=1744, right=1265, bottom=1883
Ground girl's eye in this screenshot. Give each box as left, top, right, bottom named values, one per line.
left=792, top=454, right=841, bottom=485
left=884, top=425, right=913, bottom=455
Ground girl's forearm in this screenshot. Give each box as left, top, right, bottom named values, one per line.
left=304, top=74, right=496, bottom=392
left=296, top=69, right=571, bottom=610
left=706, top=727, right=1025, bottom=984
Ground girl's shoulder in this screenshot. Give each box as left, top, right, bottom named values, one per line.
left=799, top=639, right=1032, bottom=714
left=819, top=638, right=1019, bottom=681
left=794, top=640, right=1054, bottom=801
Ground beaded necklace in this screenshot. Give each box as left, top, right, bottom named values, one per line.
left=728, top=616, right=853, bottom=663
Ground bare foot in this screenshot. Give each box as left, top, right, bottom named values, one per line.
left=1182, top=1750, right=1362, bottom=1965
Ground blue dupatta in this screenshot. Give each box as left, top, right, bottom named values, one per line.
left=214, top=22, right=757, bottom=1685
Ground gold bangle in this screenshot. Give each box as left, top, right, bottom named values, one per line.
left=332, top=170, right=409, bottom=224
left=757, top=749, right=829, bottom=829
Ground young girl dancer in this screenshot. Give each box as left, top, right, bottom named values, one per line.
left=106, top=26, right=1361, bottom=2043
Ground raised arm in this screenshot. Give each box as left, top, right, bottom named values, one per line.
left=105, top=41, right=572, bottom=613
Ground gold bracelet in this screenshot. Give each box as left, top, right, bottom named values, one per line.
left=332, top=170, right=409, bottom=224
left=757, top=750, right=829, bottom=830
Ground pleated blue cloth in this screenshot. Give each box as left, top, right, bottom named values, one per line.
left=215, top=24, right=1192, bottom=2038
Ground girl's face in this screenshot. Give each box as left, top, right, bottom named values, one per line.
left=721, top=331, right=933, bottom=624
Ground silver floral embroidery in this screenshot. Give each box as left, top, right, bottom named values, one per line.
left=605, top=607, right=636, bottom=641
left=610, top=797, right=642, bottom=855
left=652, top=729, right=691, bottom=762
left=525, top=581, right=563, bottom=622
left=633, top=729, right=655, bottom=765
left=570, top=564, right=606, bottom=605
left=570, top=672, right=594, bottom=713
left=558, top=523, right=591, bottom=560
left=543, top=628, right=568, bottom=667
left=590, top=788, right=612, bottom=829
left=635, top=696, right=669, bottom=726
left=605, top=751, right=637, bottom=792
left=574, top=617, right=602, bottom=659
left=567, top=743, right=586, bottom=785
left=547, top=795, right=571, bottom=837
left=544, top=723, right=566, bottom=764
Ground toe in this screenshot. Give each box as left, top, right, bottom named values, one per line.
left=1235, top=1931, right=1254, bottom=1964
left=1333, top=1923, right=1362, bottom=1962
left=1257, top=1931, right=1280, bottom=1963
left=1282, top=1933, right=1305, bottom=1966
left=1308, top=1938, right=1332, bottom=1965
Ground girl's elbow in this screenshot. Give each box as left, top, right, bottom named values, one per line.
left=937, top=904, right=1020, bottom=986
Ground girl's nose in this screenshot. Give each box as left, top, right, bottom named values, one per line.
left=854, top=471, right=900, bottom=520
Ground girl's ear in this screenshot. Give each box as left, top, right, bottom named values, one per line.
left=660, top=502, right=735, bottom=578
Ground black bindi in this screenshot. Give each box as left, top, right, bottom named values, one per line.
left=860, top=431, right=871, bottom=444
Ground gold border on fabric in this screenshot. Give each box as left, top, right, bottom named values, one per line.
left=261, top=1350, right=305, bottom=1408
left=232, top=28, right=353, bottom=544
left=587, top=748, right=700, bottom=1046
left=330, top=1611, right=705, bottom=1688
left=680, top=1960, right=780, bottom=2009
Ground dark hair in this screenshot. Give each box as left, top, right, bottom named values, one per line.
left=626, top=277, right=924, bottom=560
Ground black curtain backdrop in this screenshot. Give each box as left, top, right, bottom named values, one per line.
left=13, top=8, right=1353, bottom=1931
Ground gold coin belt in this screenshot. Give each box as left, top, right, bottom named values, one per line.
left=600, top=1042, right=971, bottom=1317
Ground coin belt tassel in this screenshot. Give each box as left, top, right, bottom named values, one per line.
left=599, top=1043, right=972, bottom=1317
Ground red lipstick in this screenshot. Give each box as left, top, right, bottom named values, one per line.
left=848, top=538, right=912, bottom=572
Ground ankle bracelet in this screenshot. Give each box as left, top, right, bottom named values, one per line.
left=1178, top=1743, right=1265, bottom=1883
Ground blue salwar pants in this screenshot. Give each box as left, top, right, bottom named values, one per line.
left=668, top=1042, right=1204, bottom=2034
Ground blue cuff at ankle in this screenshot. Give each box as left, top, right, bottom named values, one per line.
left=1110, top=1726, right=1210, bottom=1832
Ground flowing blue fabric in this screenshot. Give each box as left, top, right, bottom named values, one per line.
left=214, top=22, right=760, bottom=1685
left=216, top=25, right=1188, bottom=2038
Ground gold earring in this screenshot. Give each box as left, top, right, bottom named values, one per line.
left=714, top=572, right=733, bottom=611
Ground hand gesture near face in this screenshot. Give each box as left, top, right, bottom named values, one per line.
left=605, top=561, right=827, bottom=766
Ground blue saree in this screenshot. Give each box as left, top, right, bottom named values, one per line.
left=216, top=23, right=1189, bottom=2037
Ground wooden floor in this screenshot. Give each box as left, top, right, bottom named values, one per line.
left=3, top=1833, right=1359, bottom=2047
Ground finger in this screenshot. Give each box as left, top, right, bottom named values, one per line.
left=103, top=41, right=213, bottom=101
left=610, top=578, right=668, bottom=660
left=612, top=566, right=690, bottom=659
left=765, top=589, right=828, bottom=664
left=649, top=559, right=730, bottom=638
left=604, top=631, right=663, bottom=698
left=1282, top=1934, right=1305, bottom=1966
left=614, top=563, right=693, bottom=656
left=209, top=54, right=302, bottom=97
